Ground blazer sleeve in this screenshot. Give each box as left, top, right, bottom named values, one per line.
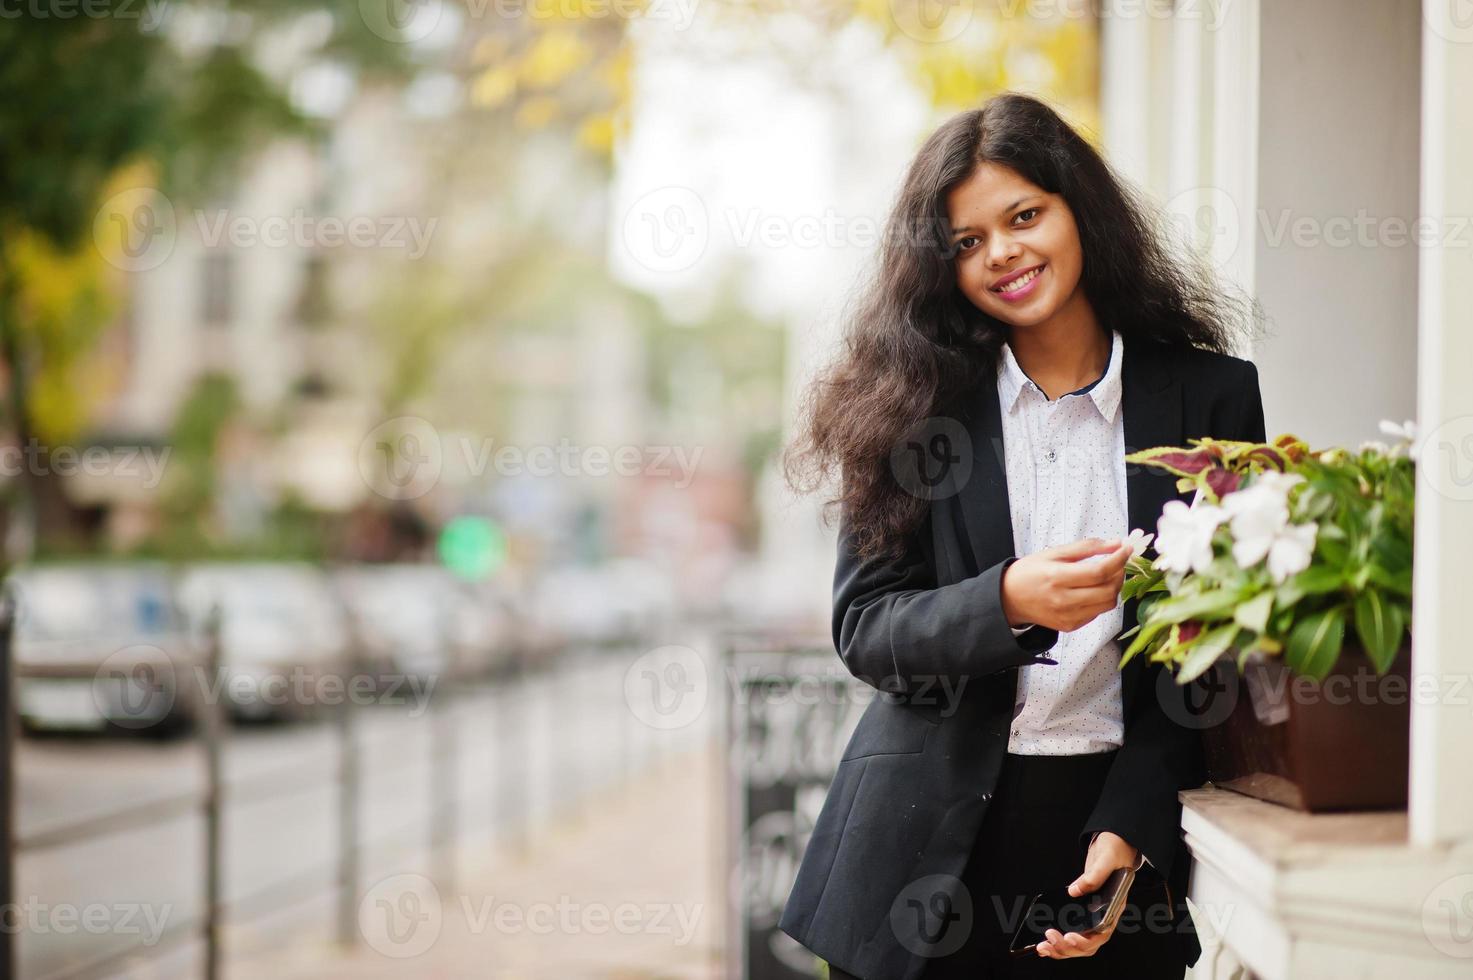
left=832, top=508, right=1061, bottom=696
left=1078, top=356, right=1265, bottom=878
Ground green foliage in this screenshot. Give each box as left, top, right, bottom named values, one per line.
left=1121, top=433, right=1415, bottom=682
left=158, top=374, right=240, bottom=531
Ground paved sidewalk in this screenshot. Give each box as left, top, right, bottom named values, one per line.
left=236, top=740, right=726, bottom=979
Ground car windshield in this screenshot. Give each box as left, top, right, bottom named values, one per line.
left=15, top=571, right=174, bottom=640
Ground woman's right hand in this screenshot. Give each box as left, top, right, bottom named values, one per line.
left=1000, top=537, right=1134, bottom=634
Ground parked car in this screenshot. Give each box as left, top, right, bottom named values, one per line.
left=7, top=563, right=197, bottom=735
left=528, top=559, right=675, bottom=649
left=443, top=577, right=520, bottom=679
left=334, top=564, right=515, bottom=686
left=177, top=563, right=350, bottom=723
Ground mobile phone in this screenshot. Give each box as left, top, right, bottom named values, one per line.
left=1006, top=866, right=1135, bottom=958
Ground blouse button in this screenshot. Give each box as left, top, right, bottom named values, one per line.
left=1044, top=449, right=1056, bottom=462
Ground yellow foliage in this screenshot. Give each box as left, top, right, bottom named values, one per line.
left=472, top=33, right=510, bottom=64
left=520, top=30, right=593, bottom=89
left=597, top=44, right=632, bottom=104
left=552, top=0, right=647, bottom=19
left=515, top=96, right=561, bottom=128
left=577, top=113, right=615, bottom=155
left=839, top=1, right=1099, bottom=119
left=472, top=64, right=518, bottom=108
left=4, top=228, right=118, bottom=443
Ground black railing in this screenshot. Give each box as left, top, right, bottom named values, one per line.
left=0, top=589, right=681, bottom=980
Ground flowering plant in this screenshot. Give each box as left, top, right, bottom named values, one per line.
left=1118, top=421, right=1416, bottom=684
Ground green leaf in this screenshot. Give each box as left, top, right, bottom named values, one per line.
left=1148, top=588, right=1244, bottom=625
left=1120, top=571, right=1158, bottom=603
left=1365, top=562, right=1412, bottom=598
left=1294, top=565, right=1345, bottom=594
left=1176, top=624, right=1240, bottom=684
left=1317, top=532, right=1351, bottom=570
left=1284, top=607, right=1346, bottom=681
left=1233, top=590, right=1274, bottom=634
left=1353, top=590, right=1405, bottom=674
left=1121, top=618, right=1173, bottom=666
left=1275, top=565, right=1343, bottom=608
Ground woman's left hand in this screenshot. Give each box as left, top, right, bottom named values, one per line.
left=1035, top=830, right=1139, bottom=958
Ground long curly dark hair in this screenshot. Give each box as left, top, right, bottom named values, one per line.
left=782, top=91, right=1263, bottom=562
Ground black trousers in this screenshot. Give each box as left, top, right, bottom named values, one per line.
left=830, top=749, right=1184, bottom=980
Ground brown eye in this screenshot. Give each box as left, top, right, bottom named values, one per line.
left=1015, top=208, right=1039, bottom=223
left=958, top=235, right=980, bottom=250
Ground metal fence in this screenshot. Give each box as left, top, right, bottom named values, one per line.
left=720, top=628, right=865, bottom=980
left=0, top=590, right=682, bottom=980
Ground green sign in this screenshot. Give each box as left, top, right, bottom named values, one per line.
left=437, top=516, right=506, bottom=580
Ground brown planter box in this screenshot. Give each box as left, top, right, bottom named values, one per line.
left=1201, top=642, right=1412, bottom=812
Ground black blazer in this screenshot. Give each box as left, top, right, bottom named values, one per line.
left=777, top=334, right=1267, bottom=980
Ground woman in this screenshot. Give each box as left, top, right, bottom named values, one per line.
left=777, top=92, right=1267, bottom=979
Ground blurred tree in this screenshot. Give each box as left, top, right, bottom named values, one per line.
left=0, top=4, right=410, bottom=560
left=458, top=1, right=1098, bottom=162
left=152, top=372, right=239, bottom=557
left=0, top=0, right=1096, bottom=565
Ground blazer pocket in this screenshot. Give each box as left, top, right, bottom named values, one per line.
left=839, top=698, right=937, bottom=761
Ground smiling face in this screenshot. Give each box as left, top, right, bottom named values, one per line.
left=945, top=161, right=1086, bottom=330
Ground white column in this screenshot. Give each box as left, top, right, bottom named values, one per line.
left=1410, top=0, right=1473, bottom=846
left=1099, top=0, right=1153, bottom=188
left=1208, top=0, right=1260, bottom=323
left=1166, top=4, right=1205, bottom=199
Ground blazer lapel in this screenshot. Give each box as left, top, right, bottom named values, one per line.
left=1121, top=337, right=1185, bottom=562
left=1118, top=337, right=1185, bottom=719
left=953, top=362, right=1014, bottom=578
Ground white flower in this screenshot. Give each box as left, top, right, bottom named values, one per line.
left=1125, top=527, right=1154, bottom=559
left=1220, top=475, right=1319, bottom=583
left=1379, top=418, right=1419, bottom=461
left=1379, top=418, right=1417, bottom=441
left=1154, top=499, right=1226, bottom=575
left=1359, top=439, right=1391, bottom=456
left=1265, top=521, right=1318, bottom=583
left=1247, top=470, right=1305, bottom=497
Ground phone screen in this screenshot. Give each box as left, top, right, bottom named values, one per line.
left=1007, top=871, right=1127, bottom=954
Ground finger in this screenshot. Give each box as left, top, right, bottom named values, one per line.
left=1047, top=537, right=1118, bottom=561
left=1070, top=864, right=1107, bottom=896
left=1060, top=581, right=1126, bottom=610
left=1079, top=543, right=1134, bottom=579
left=1063, top=932, right=1095, bottom=955
left=1054, top=547, right=1132, bottom=586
